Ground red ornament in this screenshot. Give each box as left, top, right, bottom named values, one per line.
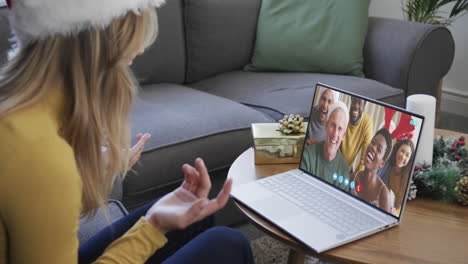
left=455, top=155, right=461, bottom=161
left=451, top=147, right=457, bottom=152
left=460, top=136, right=466, bottom=142
left=6, top=0, right=11, bottom=9
left=414, top=165, right=421, bottom=171
left=461, top=141, right=466, bottom=146
left=455, top=140, right=459, bottom=145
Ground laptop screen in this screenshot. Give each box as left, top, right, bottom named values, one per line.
left=300, top=83, right=424, bottom=218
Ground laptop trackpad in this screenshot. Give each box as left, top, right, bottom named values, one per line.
left=250, top=195, right=302, bottom=221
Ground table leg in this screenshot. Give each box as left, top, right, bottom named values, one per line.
left=287, top=248, right=306, bottom=264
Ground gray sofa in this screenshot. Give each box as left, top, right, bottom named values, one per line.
left=0, top=0, right=454, bottom=232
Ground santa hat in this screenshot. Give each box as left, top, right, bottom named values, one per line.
left=6, top=0, right=166, bottom=46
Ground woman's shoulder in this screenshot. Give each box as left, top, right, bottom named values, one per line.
left=377, top=178, right=390, bottom=196
left=0, top=107, right=78, bottom=184
left=1, top=102, right=59, bottom=141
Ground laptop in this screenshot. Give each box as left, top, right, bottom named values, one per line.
left=231, top=82, right=424, bottom=253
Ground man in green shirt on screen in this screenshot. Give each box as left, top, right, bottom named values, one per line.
left=301, top=101, right=351, bottom=191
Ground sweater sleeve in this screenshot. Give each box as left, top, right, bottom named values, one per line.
left=94, top=218, right=168, bottom=263
left=0, top=129, right=167, bottom=263
left=356, top=116, right=374, bottom=172
left=1, top=134, right=83, bottom=263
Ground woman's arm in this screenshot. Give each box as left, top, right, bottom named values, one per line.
left=2, top=137, right=82, bottom=263
left=2, top=134, right=166, bottom=264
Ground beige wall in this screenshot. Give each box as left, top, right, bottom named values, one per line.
left=369, top=0, right=468, bottom=116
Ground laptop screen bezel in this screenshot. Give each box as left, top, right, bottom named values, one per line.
left=299, top=82, right=425, bottom=221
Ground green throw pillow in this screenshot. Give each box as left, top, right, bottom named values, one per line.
left=245, top=0, right=369, bottom=77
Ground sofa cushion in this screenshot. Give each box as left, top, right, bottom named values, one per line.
left=245, top=0, right=369, bottom=77
left=123, top=84, right=273, bottom=209
left=131, top=0, right=186, bottom=84
left=184, top=0, right=261, bottom=83
left=191, top=71, right=405, bottom=121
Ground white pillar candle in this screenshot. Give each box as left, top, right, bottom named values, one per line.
left=406, top=94, right=436, bottom=166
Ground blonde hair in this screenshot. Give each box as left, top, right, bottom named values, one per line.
left=0, top=8, right=158, bottom=217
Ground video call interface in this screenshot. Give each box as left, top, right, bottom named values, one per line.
left=300, top=85, right=422, bottom=217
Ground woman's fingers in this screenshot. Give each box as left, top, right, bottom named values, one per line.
left=148, top=177, right=231, bottom=232
left=129, top=152, right=141, bottom=167
left=131, top=133, right=150, bottom=156
left=194, top=158, right=211, bottom=198
left=198, top=178, right=233, bottom=219
left=213, top=178, right=232, bottom=208
left=127, top=133, right=151, bottom=171
left=181, top=164, right=200, bottom=193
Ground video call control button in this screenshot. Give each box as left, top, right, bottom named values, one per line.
left=356, top=184, right=362, bottom=192
left=350, top=181, right=356, bottom=190
left=338, top=176, right=344, bottom=183
left=344, top=178, right=349, bottom=186
left=333, top=173, right=338, bottom=181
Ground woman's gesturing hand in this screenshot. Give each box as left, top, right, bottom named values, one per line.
left=145, top=158, right=233, bottom=234
left=128, top=133, right=151, bottom=171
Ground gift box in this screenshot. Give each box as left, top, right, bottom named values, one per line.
left=252, top=123, right=307, bottom=164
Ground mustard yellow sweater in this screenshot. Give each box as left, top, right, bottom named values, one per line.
left=341, top=113, right=373, bottom=173
left=0, top=89, right=167, bottom=263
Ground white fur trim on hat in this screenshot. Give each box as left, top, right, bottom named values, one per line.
left=8, top=0, right=166, bottom=45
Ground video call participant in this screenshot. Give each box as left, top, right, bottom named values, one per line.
left=351, top=128, right=393, bottom=213
left=378, top=139, right=415, bottom=212
left=301, top=101, right=350, bottom=191
left=306, top=88, right=335, bottom=145
left=341, top=97, right=373, bottom=173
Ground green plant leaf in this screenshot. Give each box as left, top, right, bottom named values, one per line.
left=402, top=0, right=468, bottom=25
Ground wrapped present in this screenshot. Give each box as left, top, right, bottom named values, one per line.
left=252, top=122, right=307, bottom=164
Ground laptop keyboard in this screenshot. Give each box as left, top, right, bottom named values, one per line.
left=258, top=173, right=382, bottom=236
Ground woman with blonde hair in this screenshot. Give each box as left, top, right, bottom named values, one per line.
left=0, top=0, right=253, bottom=263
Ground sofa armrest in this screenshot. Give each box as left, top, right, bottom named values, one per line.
left=364, top=17, right=454, bottom=103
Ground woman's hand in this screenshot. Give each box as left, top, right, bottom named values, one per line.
left=128, top=133, right=151, bottom=171
left=145, top=158, right=233, bottom=234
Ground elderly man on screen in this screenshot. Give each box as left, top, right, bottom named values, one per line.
left=301, top=101, right=350, bottom=191
left=306, top=88, right=336, bottom=145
